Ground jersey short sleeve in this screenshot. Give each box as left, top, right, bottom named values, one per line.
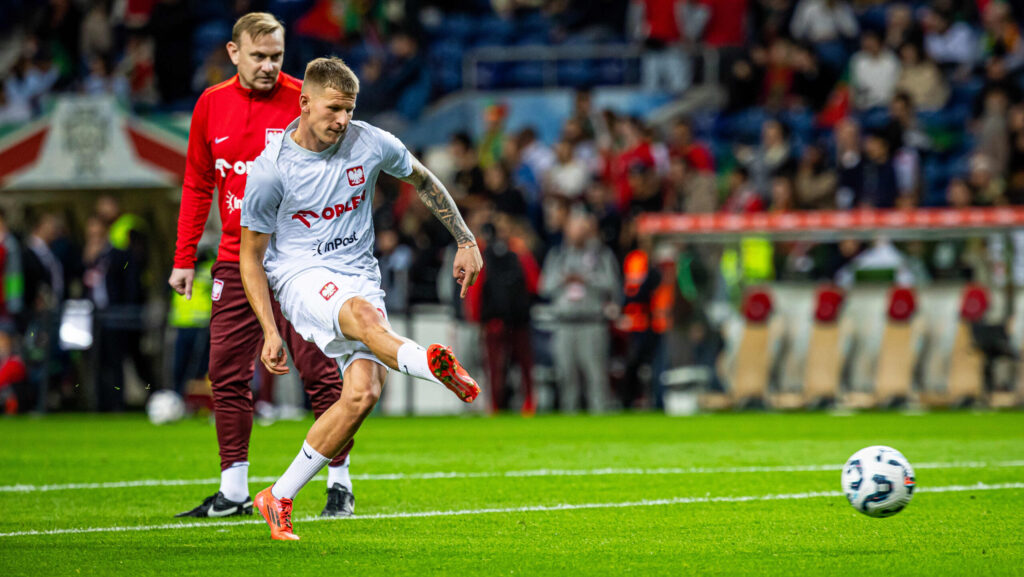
left=377, top=128, right=413, bottom=178
left=240, top=155, right=284, bottom=234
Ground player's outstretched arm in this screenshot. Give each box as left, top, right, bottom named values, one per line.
left=239, top=227, right=289, bottom=375
left=400, top=158, right=483, bottom=298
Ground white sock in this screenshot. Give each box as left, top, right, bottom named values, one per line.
left=397, top=342, right=442, bottom=384
left=327, top=456, right=352, bottom=491
left=271, top=441, right=330, bottom=500
left=219, top=462, right=249, bottom=502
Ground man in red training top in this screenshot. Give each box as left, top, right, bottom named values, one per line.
left=169, top=12, right=353, bottom=519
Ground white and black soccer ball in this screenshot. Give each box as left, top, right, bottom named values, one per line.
left=146, top=390, right=185, bottom=425
left=842, top=445, right=916, bottom=517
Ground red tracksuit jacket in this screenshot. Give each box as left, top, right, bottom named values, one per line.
left=174, top=73, right=303, bottom=268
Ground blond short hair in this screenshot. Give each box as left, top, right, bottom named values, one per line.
left=304, top=57, right=360, bottom=95
left=232, top=12, right=284, bottom=45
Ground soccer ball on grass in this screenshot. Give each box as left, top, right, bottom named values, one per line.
left=146, top=390, right=185, bottom=425
left=841, top=445, right=916, bottom=517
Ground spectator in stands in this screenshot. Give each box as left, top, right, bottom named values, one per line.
left=545, top=140, right=590, bottom=200
left=722, top=165, right=764, bottom=212
left=450, top=132, right=486, bottom=200
left=760, top=37, right=796, bottom=110
left=887, top=92, right=932, bottom=153
left=630, top=0, right=692, bottom=93
left=789, top=0, right=858, bottom=70
left=835, top=117, right=863, bottom=209
left=119, top=33, right=158, bottom=107
left=794, top=144, right=838, bottom=210
left=696, top=0, right=748, bottom=49
left=967, top=153, right=1005, bottom=206
left=541, top=208, right=620, bottom=413
left=667, top=118, right=714, bottom=173
left=562, top=117, right=601, bottom=174
left=4, top=55, right=59, bottom=119
left=1007, top=103, right=1024, bottom=204
left=478, top=102, right=507, bottom=169
left=770, top=174, right=796, bottom=211
left=947, top=177, right=975, bottom=207
left=884, top=3, right=921, bottom=52
left=859, top=130, right=899, bottom=208
left=34, top=0, right=83, bottom=87
left=376, top=225, right=414, bottom=315
left=665, top=154, right=718, bottom=213
left=790, top=42, right=837, bottom=111
left=850, top=30, right=901, bottom=110
left=584, top=179, right=624, bottom=256
left=479, top=219, right=539, bottom=414
left=79, top=0, right=114, bottom=66
left=980, top=1, right=1024, bottom=74
left=482, top=163, right=529, bottom=219
left=625, top=161, right=664, bottom=214
left=735, top=118, right=793, bottom=196
left=895, top=41, right=949, bottom=112
left=724, top=52, right=760, bottom=112
left=974, top=83, right=1012, bottom=176
left=82, top=55, right=129, bottom=102
left=0, top=77, right=31, bottom=125
left=610, top=116, right=658, bottom=211
left=974, top=58, right=1022, bottom=120
left=922, top=5, right=976, bottom=76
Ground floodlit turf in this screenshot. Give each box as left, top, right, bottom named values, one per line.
left=0, top=411, right=1022, bottom=576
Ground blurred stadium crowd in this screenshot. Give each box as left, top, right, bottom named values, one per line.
left=1, top=0, right=1023, bottom=414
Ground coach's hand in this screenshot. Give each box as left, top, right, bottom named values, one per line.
left=168, top=268, right=196, bottom=300
left=261, top=331, right=291, bottom=375
left=454, top=243, right=483, bottom=299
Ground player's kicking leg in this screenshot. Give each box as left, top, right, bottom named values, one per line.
left=254, top=298, right=478, bottom=540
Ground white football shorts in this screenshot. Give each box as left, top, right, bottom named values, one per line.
left=275, top=267, right=389, bottom=374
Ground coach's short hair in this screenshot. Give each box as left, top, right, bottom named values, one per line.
left=232, top=12, right=284, bottom=45
left=304, top=57, right=360, bottom=95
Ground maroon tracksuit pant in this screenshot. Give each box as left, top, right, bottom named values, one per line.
left=209, top=262, right=351, bottom=470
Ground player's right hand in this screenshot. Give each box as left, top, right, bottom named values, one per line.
left=261, top=332, right=291, bottom=375
left=168, top=268, right=196, bottom=300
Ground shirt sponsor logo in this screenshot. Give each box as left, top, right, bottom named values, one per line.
left=212, top=279, right=224, bottom=301
left=316, top=232, right=359, bottom=256
left=266, top=128, right=284, bottom=147
left=225, top=190, right=242, bottom=213
left=290, top=190, right=367, bottom=228
left=215, top=158, right=254, bottom=178
left=347, top=166, right=365, bottom=186
left=320, top=282, right=338, bottom=300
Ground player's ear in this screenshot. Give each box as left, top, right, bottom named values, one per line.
left=226, top=41, right=240, bottom=66
left=299, top=92, right=310, bottom=113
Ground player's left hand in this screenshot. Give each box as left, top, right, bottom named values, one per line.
left=454, top=243, right=483, bottom=299
left=261, top=332, right=291, bottom=375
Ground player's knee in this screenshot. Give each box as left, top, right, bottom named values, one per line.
left=341, top=298, right=386, bottom=341
left=348, top=380, right=381, bottom=413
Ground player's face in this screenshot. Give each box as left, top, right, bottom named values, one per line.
left=303, top=87, right=356, bottom=147
left=227, top=31, right=284, bottom=91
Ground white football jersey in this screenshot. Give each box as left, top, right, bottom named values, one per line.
left=241, top=118, right=412, bottom=292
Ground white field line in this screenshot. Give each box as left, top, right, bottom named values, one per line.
left=1, top=481, right=1022, bottom=539
left=2, top=460, right=1023, bottom=494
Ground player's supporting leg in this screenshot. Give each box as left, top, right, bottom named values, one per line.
left=339, top=297, right=480, bottom=402
left=282, top=312, right=355, bottom=518
left=176, top=263, right=260, bottom=518
left=255, top=359, right=385, bottom=540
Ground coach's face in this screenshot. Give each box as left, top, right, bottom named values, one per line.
left=302, top=87, right=356, bottom=147
left=227, top=30, right=284, bottom=91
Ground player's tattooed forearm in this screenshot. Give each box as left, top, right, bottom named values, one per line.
left=408, top=163, right=474, bottom=246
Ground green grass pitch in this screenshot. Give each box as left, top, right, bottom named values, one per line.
left=1, top=411, right=1022, bottom=576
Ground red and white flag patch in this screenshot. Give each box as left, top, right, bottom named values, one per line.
left=346, top=166, right=365, bottom=186
left=211, top=279, right=224, bottom=301
left=320, top=282, right=338, bottom=301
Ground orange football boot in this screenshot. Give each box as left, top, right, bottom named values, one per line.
left=254, top=486, right=300, bottom=541
left=427, top=344, right=480, bottom=403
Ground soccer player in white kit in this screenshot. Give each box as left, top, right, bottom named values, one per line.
left=239, top=57, right=483, bottom=540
